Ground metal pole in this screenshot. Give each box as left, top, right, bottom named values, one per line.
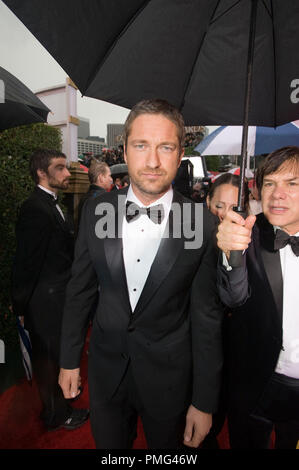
left=237, top=0, right=258, bottom=211
left=230, top=0, right=258, bottom=268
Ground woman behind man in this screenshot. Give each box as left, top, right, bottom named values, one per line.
left=207, top=173, right=250, bottom=221
left=201, top=172, right=249, bottom=448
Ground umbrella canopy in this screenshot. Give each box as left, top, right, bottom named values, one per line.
left=196, top=121, right=299, bottom=156
left=210, top=168, right=254, bottom=182
left=3, top=0, right=299, bottom=127
left=0, top=66, right=50, bottom=131
left=110, top=163, right=128, bottom=176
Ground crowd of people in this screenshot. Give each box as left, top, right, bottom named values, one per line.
left=184, top=130, right=207, bottom=148
left=11, top=98, right=299, bottom=450
left=80, top=147, right=125, bottom=169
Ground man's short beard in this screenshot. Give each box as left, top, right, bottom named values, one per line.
left=49, top=179, right=69, bottom=190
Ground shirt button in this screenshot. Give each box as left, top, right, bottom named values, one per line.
left=133, top=288, right=137, bottom=292
left=137, top=259, right=140, bottom=262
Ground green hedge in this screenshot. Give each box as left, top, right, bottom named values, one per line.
left=0, top=123, right=62, bottom=349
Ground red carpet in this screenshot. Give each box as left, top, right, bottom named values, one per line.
left=0, top=377, right=230, bottom=449
left=0, top=346, right=148, bottom=449
left=0, top=334, right=230, bottom=449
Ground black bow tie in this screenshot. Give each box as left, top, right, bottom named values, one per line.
left=125, top=201, right=164, bottom=224
left=42, top=191, right=57, bottom=203
left=274, top=229, right=299, bottom=256
left=50, top=196, right=59, bottom=207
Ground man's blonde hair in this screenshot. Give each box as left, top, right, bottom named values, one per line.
left=88, top=161, right=109, bottom=184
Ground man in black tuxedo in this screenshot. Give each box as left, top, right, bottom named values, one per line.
left=59, top=99, right=224, bottom=449
left=12, top=149, right=89, bottom=431
left=216, top=146, right=299, bottom=448
left=77, top=160, right=112, bottom=223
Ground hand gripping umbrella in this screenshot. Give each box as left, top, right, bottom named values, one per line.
left=0, top=66, right=50, bottom=131
left=5, top=0, right=299, bottom=263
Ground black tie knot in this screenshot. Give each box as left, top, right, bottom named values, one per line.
left=274, top=229, right=299, bottom=256
left=126, top=201, right=164, bottom=224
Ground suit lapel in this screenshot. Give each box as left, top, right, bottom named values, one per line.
left=133, top=191, right=185, bottom=316
left=256, top=214, right=283, bottom=325
left=52, top=203, right=70, bottom=232
left=35, top=186, right=71, bottom=234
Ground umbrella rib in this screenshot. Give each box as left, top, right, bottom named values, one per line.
left=261, top=0, right=272, bottom=19
left=269, top=0, right=277, bottom=127
left=210, top=0, right=242, bottom=25
left=85, top=0, right=151, bottom=94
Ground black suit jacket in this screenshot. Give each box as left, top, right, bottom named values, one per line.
left=12, top=187, right=74, bottom=338
left=60, top=188, right=224, bottom=419
left=77, top=184, right=105, bottom=223
left=217, top=213, right=283, bottom=414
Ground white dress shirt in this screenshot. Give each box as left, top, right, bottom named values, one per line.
left=38, top=184, right=65, bottom=221
left=122, top=185, right=173, bottom=312
left=274, top=229, right=299, bottom=379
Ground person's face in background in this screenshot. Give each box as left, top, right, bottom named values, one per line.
left=261, top=161, right=299, bottom=235
left=97, top=167, right=113, bottom=191
left=38, top=157, right=71, bottom=193
left=207, top=183, right=239, bottom=221
left=114, top=177, right=122, bottom=188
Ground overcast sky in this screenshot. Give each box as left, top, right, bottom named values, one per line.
left=0, top=1, right=217, bottom=140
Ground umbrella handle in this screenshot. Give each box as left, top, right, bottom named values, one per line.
left=229, top=207, right=247, bottom=268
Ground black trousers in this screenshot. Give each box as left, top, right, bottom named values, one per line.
left=228, top=373, right=299, bottom=449
left=25, top=319, right=71, bottom=428
left=25, top=292, right=72, bottom=427
left=25, top=286, right=72, bottom=428
left=89, top=363, right=187, bottom=449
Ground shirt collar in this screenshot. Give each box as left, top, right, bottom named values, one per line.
left=38, top=184, right=57, bottom=200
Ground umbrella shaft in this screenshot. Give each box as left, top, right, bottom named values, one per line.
left=239, top=0, right=258, bottom=210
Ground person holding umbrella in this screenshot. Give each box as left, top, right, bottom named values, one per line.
left=59, top=99, right=224, bottom=449
left=216, top=146, right=299, bottom=448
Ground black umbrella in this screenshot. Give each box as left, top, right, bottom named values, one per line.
left=4, top=0, right=299, bottom=261
left=4, top=0, right=299, bottom=125
left=0, top=66, right=50, bottom=131
left=110, top=163, right=128, bottom=176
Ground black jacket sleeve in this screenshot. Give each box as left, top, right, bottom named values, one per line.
left=60, top=200, right=98, bottom=369
left=217, top=251, right=250, bottom=308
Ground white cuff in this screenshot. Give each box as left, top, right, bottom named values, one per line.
left=222, top=252, right=232, bottom=271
